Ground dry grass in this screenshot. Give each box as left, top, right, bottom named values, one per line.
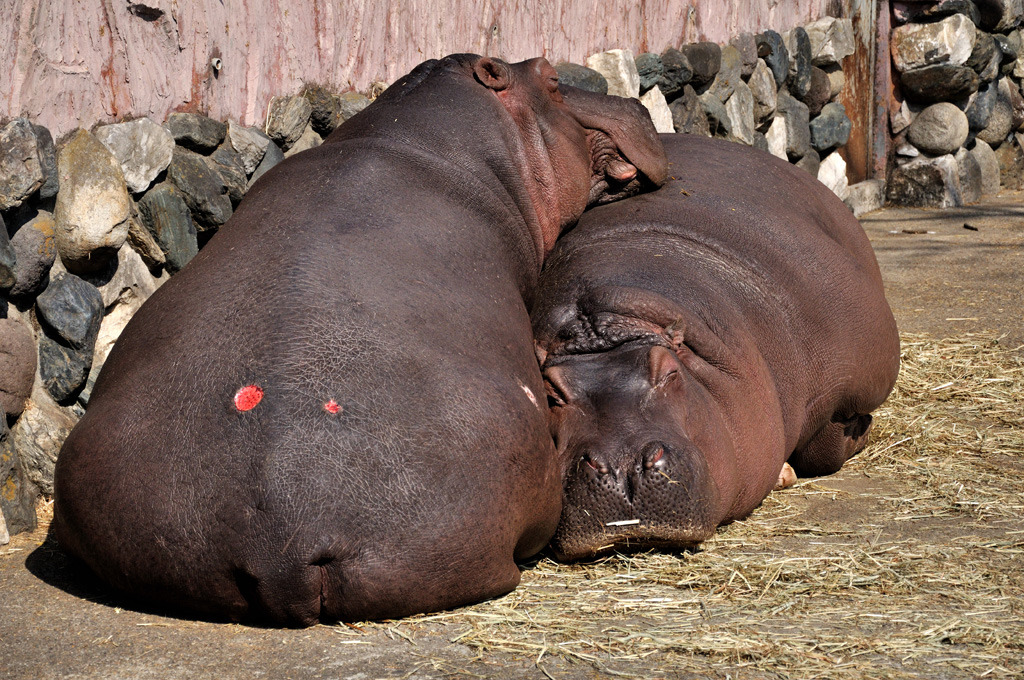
left=352, top=333, right=1024, bottom=679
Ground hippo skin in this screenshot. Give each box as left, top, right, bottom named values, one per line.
left=533, top=134, right=899, bottom=560
left=52, top=55, right=667, bottom=625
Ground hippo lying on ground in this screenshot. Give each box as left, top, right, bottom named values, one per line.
left=533, top=133, right=899, bottom=560
left=52, top=55, right=667, bottom=624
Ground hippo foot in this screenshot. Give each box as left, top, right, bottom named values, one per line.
left=774, top=462, right=797, bottom=490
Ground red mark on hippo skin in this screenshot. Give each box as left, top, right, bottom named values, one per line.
left=324, top=399, right=341, bottom=415
left=234, top=385, right=264, bottom=412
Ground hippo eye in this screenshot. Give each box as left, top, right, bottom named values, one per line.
left=547, top=75, right=560, bottom=92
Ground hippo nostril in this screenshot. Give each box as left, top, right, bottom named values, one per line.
left=643, top=445, right=665, bottom=470
left=584, top=454, right=610, bottom=475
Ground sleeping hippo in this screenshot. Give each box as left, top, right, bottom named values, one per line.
left=52, top=55, right=667, bottom=624
left=533, top=133, right=899, bottom=560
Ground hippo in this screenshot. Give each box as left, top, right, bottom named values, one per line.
left=52, top=55, right=667, bottom=625
left=532, top=134, right=899, bottom=560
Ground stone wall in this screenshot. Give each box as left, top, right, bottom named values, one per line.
left=887, top=2, right=1024, bottom=206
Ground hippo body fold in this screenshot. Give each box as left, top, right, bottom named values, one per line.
left=534, top=134, right=899, bottom=560
left=52, top=55, right=666, bottom=624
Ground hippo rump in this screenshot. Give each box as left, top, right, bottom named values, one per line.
left=52, top=55, right=667, bottom=625
left=533, top=134, right=899, bottom=560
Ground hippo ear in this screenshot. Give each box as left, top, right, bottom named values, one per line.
left=649, top=345, right=682, bottom=387
left=544, top=365, right=575, bottom=406
left=559, top=85, right=669, bottom=186
left=474, top=57, right=511, bottom=91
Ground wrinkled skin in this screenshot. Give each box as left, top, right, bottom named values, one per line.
left=52, top=55, right=667, bottom=625
left=533, top=134, right=900, bottom=561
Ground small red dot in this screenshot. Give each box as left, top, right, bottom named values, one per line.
left=324, top=399, right=340, bottom=414
left=234, top=385, right=264, bottom=412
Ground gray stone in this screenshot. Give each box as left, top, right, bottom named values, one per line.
left=2, top=411, right=38, bottom=537
left=956, top=146, right=984, bottom=203
left=1, top=215, right=14, bottom=291
left=337, top=91, right=372, bottom=123
left=907, top=102, right=970, bottom=154
left=708, top=45, right=744, bottom=103
left=681, top=42, right=722, bottom=88
left=31, top=124, right=59, bottom=200
left=810, top=102, right=853, bottom=152
left=38, top=333, right=92, bottom=403
left=125, top=212, right=166, bottom=268
left=1001, top=77, right=1024, bottom=129
left=167, top=146, right=232, bottom=229
left=967, top=31, right=1000, bottom=80
left=247, top=140, right=285, bottom=190
left=0, top=118, right=44, bottom=211
left=799, top=66, right=832, bottom=117
left=53, top=129, right=132, bottom=274
left=900, top=64, right=981, bottom=102
left=756, top=30, right=790, bottom=87
left=9, top=380, right=78, bottom=496
left=777, top=90, right=812, bottom=160
left=729, top=33, right=759, bottom=78
left=283, top=123, right=323, bottom=159
left=891, top=14, right=977, bottom=72
left=635, top=53, right=663, bottom=94
left=994, top=132, right=1024, bottom=188
left=785, top=27, right=813, bottom=99
left=897, top=142, right=921, bottom=159
left=823, top=64, right=846, bottom=98
left=749, top=58, right=778, bottom=126
left=36, top=270, right=103, bottom=351
left=886, top=154, right=964, bottom=207
left=0, top=317, right=36, bottom=419
left=227, top=121, right=270, bottom=175
left=8, top=211, right=56, bottom=299
left=265, top=95, right=313, bottom=150
left=805, top=17, right=856, bottom=67
left=639, top=86, right=675, bottom=134
left=796, top=148, right=821, bottom=176
left=910, top=0, right=981, bottom=26
left=766, top=115, right=788, bottom=159
left=554, top=63, right=608, bottom=94
left=994, top=33, right=1019, bottom=65
left=94, top=117, right=175, bottom=194
left=164, top=112, right=227, bottom=154
left=977, top=88, right=1014, bottom=145
left=138, top=183, right=198, bottom=273
left=658, top=48, right=694, bottom=101
left=891, top=99, right=915, bottom=135
left=844, top=179, right=886, bottom=217
left=970, top=138, right=1002, bottom=194
left=752, top=131, right=769, bottom=153
left=206, top=141, right=248, bottom=203
left=818, top=151, right=850, bottom=200
left=586, top=49, right=640, bottom=98
left=303, top=85, right=341, bottom=136
left=699, top=92, right=731, bottom=137
left=967, top=81, right=999, bottom=130
left=725, top=80, right=756, bottom=145
left=976, top=0, right=1023, bottom=32
left=669, top=85, right=710, bottom=136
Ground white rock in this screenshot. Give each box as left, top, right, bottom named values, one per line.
left=805, top=17, right=856, bottom=67
left=890, top=99, right=915, bottom=135
left=970, top=139, right=1001, bottom=196
left=10, top=379, right=79, bottom=496
left=766, top=116, right=789, bottom=160
left=0, top=510, right=9, bottom=546
left=94, top=118, right=174, bottom=194
left=227, top=121, right=272, bottom=175
left=96, top=242, right=164, bottom=309
left=586, top=49, right=640, bottom=98
left=639, top=86, right=675, bottom=134
left=818, top=151, right=849, bottom=201
left=725, top=80, right=756, bottom=145
left=844, top=179, right=886, bottom=217
left=891, top=14, right=977, bottom=72
left=906, top=102, right=969, bottom=155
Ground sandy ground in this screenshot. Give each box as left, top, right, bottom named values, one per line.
left=2, top=193, right=1022, bottom=680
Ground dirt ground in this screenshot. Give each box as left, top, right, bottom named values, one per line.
left=2, top=193, right=1022, bottom=680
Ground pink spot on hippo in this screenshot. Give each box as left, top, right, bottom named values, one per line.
left=324, top=399, right=341, bottom=414
left=234, top=385, right=264, bottom=412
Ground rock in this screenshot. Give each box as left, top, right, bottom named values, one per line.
left=36, top=270, right=103, bottom=352
left=164, top=112, right=227, bottom=154
left=700, top=92, right=731, bottom=137
left=729, top=33, right=759, bottom=78
left=167, top=146, right=232, bottom=229
left=585, top=49, right=640, bottom=98
left=669, top=85, right=710, bottom=136
left=907, top=102, right=970, bottom=154
left=2, top=410, right=39, bottom=536
left=138, top=183, right=198, bottom=273
left=725, top=80, right=756, bottom=145
left=891, top=99, right=915, bottom=135
left=303, top=85, right=341, bottom=137
left=886, top=154, right=964, bottom=207
left=749, top=59, right=778, bottom=126
left=976, top=0, right=1023, bottom=32
left=247, top=140, right=285, bottom=190
left=708, top=45, right=744, bottom=102
left=796, top=148, right=821, bottom=176
left=0, top=216, right=14, bottom=291
left=206, top=141, right=248, bottom=203
left=658, top=48, right=694, bottom=101
left=337, top=91, right=372, bottom=123
left=823, top=64, right=846, bottom=98
left=956, top=146, right=984, bottom=203
left=94, top=118, right=175, bottom=194
left=900, top=64, right=981, bottom=102
left=1001, top=77, right=1024, bottom=129
left=125, top=212, right=166, bottom=269
left=805, top=17, right=856, bottom=67
left=810, top=102, right=853, bottom=152
left=53, top=129, right=132, bottom=274
left=891, top=14, right=977, bottom=73
left=752, top=131, right=769, bottom=153
left=818, top=151, right=850, bottom=200
left=994, top=33, right=1019, bottom=65
left=994, top=132, right=1024, bottom=188
left=554, top=63, right=608, bottom=94
left=31, top=124, right=59, bottom=200
left=844, top=179, right=886, bottom=217
left=968, top=139, right=1001, bottom=195
left=265, top=95, right=313, bottom=151
left=0, top=318, right=36, bottom=418
left=681, top=42, right=722, bottom=88
left=777, top=90, right=812, bottom=160
left=0, top=118, right=45, bottom=211
left=635, top=53, right=663, bottom=94
left=756, top=30, right=790, bottom=87
left=967, top=81, right=999, bottom=130
left=766, top=116, right=788, bottom=159
left=785, top=27, right=813, bottom=99
left=283, top=124, right=323, bottom=159
left=8, top=211, right=57, bottom=299
left=897, top=142, right=921, bottom=159
left=227, top=121, right=271, bottom=176
left=799, top=66, right=832, bottom=117
left=977, top=87, right=1014, bottom=145
left=910, top=0, right=982, bottom=26
left=639, top=86, right=675, bottom=134
left=967, top=31, right=1000, bottom=79
left=9, top=380, right=79, bottom=496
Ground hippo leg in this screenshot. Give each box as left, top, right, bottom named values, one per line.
left=788, top=413, right=873, bottom=477
left=774, top=462, right=798, bottom=490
